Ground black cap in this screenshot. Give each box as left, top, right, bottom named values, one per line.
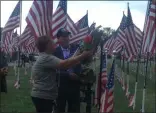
left=56, top=28, right=71, bottom=38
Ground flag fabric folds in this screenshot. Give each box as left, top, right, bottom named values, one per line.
left=94, top=53, right=107, bottom=105
left=1, top=1, right=21, bottom=54
left=125, top=4, right=138, bottom=57
left=26, top=0, right=53, bottom=38
left=142, top=0, right=156, bottom=54
left=2, top=1, right=20, bottom=34
left=100, top=59, right=115, bottom=113
left=70, top=13, right=89, bottom=44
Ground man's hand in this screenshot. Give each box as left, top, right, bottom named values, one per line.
left=69, top=73, right=79, bottom=80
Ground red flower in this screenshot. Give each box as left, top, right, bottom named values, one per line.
left=84, top=35, right=92, bottom=43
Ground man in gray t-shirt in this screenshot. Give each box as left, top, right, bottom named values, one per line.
left=31, top=35, right=93, bottom=113
left=31, top=53, right=61, bottom=100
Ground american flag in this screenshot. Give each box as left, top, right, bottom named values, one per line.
left=2, top=31, right=14, bottom=54
left=108, top=31, right=124, bottom=55
left=94, top=53, right=107, bottom=105
left=19, top=25, right=35, bottom=53
left=51, top=0, right=67, bottom=37
left=2, top=1, right=20, bottom=34
left=101, top=54, right=108, bottom=92
left=52, top=0, right=78, bottom=43
left=134, top=25, right=143, bottom=52
left=19, top=25, right=34, bottom=46
left=115, top=12, right=143, bottom=59
left=11, top=30, right=19, bottom=51
left=66, top=15, right=79, bottom=36
left=125, top=4, right=138, bottom=57
left=2, top=30, right=18, bottom=54
left=23, top=37, right=36, bottom=54
left=26, top=42, right=36, bottom=54
left=2, top=1, right=20, bottom=54
left=70, top=13, right=89, bottom=44
left=142, top=0, right=156, bottom=54
left=111, top=40, right=123, bottom=54
left=103, top=36, right=114, bottom=50
left=116, top=13, right=130, bottom=57
left=89, top=22, right=96, bottom=34
left=100, top=59, right=115, bottom=113
left=104, top=34, right=118, bottom=55
left=26, top=0, right=53, bottom=38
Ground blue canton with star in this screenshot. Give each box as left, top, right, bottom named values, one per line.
left=77, top=14, right=88, bottom=29
left=102, top=54, right=106, bottom=72
left=126, top=5, right=134, bottom=28
left=58, top=0, right=67, bottom=14
left=146, top=0, right=152, bottom=16
left=106, top=60, right=115, bottom=89
left=9, top=1, right=20, bottom=18
left=119, top=14, right=127, bottom=31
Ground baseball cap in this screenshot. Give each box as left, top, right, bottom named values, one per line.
left=56, top=28, right=71, bottom=38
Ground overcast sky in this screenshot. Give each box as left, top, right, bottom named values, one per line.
left=1, top=1, right=148, bottom=33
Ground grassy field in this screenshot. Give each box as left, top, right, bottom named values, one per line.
left=0, top=59, right=155, bottom=112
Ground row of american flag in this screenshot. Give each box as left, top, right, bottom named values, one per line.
left=94, top=1, right=155, bottom=113
left=94, top=51, right=115, bottom=113
left=103, top=0, right=156, bottom=61
left=1, top=0, right=96, bottom=54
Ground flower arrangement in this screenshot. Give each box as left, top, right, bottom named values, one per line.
left=80, top=35, right=101, bottom=65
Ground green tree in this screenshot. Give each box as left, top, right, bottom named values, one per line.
left=91, top=26, right=115, bottom=40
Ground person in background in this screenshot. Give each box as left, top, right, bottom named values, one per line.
left=54, top=28, right=82, bottom=113
left=21, top=53, right=26, bottom=67
left=31, top=35, right=93, bottom=113
left=0, top=50, right=8, bottom=93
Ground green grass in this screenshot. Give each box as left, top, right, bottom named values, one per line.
left=1, top=67, right=35, bottom=112
left=0, top=60, right=155, bottom=112
left=115, top=60, right=155, bottom=112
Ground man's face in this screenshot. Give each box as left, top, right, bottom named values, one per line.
left=59, top=35, right=70, bottom=48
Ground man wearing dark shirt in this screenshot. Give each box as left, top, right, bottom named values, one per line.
left=54, top=28, right=81, bottom=113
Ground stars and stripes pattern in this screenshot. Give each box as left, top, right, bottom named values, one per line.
left=101, top=54, right=108, bottom=92
left=116, top=13, right=130, bottom=57
left=51, top=0, right=78, bottom=44
left=111, top=40, right=123, bottom=53
left=66, top=15, right=79, bottom=37
left=142, top=0, right=156, bottom=54
left=125, top=4, right=138, bottom=57
left=11, top=30, right=19, bottom=50
left=89, top=22, right=96, bottom=34
left=2, top=31, right=14, bottom=54
left=2, top=30, right=19, bottom=54
left=94, top=53, right=107, bottom=106
left=100, top=59, right=115, bottom=113
left=26, top=0, right=53, bottom=38
left=2, top=1, right=20, bottom=34
left=19, top=26, right=36, bottom=53
left=1, top=1, right=20, bottom=54
left=51, top=0, right=67, bottom=37
left=103, top=10, right=143, bottom=60
left=19, top=25, right=34, bottom=46
left=134, top=25, right=143, bottom=52
left=70, top=13, right=89, bottom=44
left=103, top=35, right=114, bottom=52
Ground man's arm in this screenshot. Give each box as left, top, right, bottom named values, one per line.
left=56, top=50, right=92, bottom=69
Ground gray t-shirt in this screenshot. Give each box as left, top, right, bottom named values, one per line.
left=31, top=53, right=61, bottom=100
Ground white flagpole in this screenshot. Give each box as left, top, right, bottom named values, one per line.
left=15, top=0, right=22, bottom=89
left=126, top=60, right=130, bottom=97
left=122, top=48, right=125, bottom=90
